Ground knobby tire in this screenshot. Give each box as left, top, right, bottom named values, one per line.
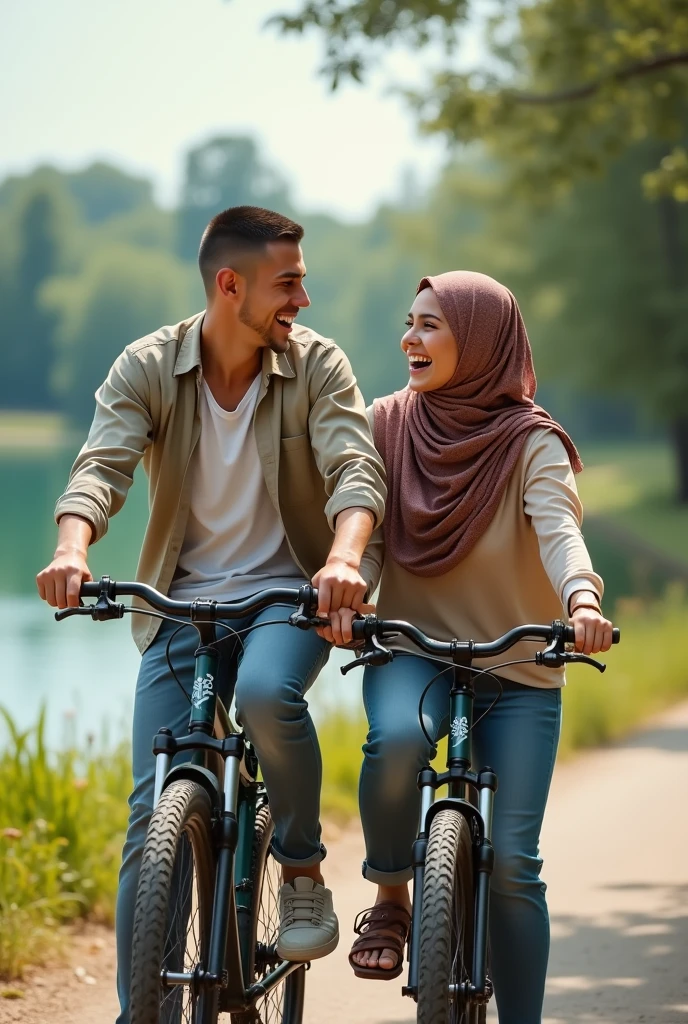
left=417, top=808, right=479, bottom=1024
left=130, top=779, right=217, bottom=1024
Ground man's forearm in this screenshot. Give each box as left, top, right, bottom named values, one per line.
left=328, top=507, right=375, bottom=568
left=55, top=514, right=95, bottom=557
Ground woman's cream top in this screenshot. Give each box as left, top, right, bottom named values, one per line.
left=375, top=426, right=603, bottom=688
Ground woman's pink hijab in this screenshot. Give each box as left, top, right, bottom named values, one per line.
left=373, top=271, right=582, bottom=577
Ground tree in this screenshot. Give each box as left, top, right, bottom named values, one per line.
left=44, top=246, right=195, bottom=425
left=271, top=0, right=688, bottom=200
left=4, top=189, right=64, bottom=410
left=0, top=164, right=154, bottom=225
left=270, top=0, right=688, bottom=497
left=177, top=135, right=292, bottom=260
left=66, top=163, right=154, bottom=224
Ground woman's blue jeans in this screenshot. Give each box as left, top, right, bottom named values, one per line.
left=360, top=656, right=561, bottom=1024
left=114, top=607, right=329, bottom=1024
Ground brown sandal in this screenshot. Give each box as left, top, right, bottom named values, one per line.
left=348, top=902, right=411, bottom=980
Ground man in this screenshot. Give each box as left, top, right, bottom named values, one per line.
left=36, top=206, right=386, bottom=1023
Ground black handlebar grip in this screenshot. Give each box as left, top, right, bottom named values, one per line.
left=564, top=625, right=620, bottom=644
left=80, top=581, right=101, bottom=597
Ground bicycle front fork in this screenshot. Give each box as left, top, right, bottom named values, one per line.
left=404, top=763, right=498, bottom=1008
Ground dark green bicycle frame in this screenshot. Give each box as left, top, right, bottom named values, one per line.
left=151, top=621, right=303, bottom=1014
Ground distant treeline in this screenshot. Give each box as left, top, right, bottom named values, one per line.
left=0, top=135, right=686, bottom=448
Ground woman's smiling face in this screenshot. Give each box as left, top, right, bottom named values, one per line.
left=401, top=287, right=459, bottom=393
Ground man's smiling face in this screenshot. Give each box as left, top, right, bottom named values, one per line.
left=238, top=240, right=310, bottom=353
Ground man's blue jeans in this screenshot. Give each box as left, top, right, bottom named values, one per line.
left=115, top=606, right=330, bottom=1024
left=360, top=656, right=561, bottom=1024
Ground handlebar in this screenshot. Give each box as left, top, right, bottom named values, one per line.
left=55, top=576, right=312, bottom=622
left=56, top=576, right=620, bottom=674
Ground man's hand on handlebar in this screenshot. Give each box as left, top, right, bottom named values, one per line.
left=36, top=514, right=94, bottom=609
left=37, top=552, right=92, bottom=609
left=311, top=556, right=371, bottom=645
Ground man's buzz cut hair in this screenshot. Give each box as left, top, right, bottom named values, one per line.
left=198, top=205, right=304, bottom=294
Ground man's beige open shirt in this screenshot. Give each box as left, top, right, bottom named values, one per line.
left=55, top=313, right=387, bottom=652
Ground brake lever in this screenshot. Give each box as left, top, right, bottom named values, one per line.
left=55, top=605, right=91, bottom=621
left=54, top=593, right=126, bottom=623
left=563, top=652, right=607, bottom=673
left=341, top=635, right=393, bottom=675
left=536, top=644, right=606, bottom=673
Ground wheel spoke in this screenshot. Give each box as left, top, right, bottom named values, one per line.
left=252, top=811, right=289, bottom=1023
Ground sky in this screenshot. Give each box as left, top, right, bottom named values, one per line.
left=2, top=0, right=479, bottom=220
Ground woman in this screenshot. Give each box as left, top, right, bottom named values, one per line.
left=348, top=271, right=614, bottom=1024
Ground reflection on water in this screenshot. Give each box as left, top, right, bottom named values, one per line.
left=0, top=449, right=681, bottom=746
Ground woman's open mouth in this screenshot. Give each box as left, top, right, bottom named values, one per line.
left=409, top=355, right=432, bottom=375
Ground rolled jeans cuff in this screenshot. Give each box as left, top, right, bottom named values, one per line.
left=270, top=841, right=327, bottom=869
left=362, top=860, right=413, bottom=886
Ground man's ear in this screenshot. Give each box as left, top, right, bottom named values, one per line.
left=215, top=267, right=244, bottom=300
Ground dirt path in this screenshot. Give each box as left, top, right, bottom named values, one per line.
left=4, top=701, right=687, bottom=1024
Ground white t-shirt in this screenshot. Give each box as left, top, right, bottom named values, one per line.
left=170, top=375, right=305, bottom=601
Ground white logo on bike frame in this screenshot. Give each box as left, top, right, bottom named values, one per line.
left=450, top=716, right=469, bottom=743
left=192, top=674, right=214, bottom=709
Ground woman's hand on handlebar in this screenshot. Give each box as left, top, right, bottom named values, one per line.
left=320, top=604, right=376, bottom=647
left=570, top=605, right=615, bottom=656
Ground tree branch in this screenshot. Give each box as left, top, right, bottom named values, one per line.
left=508, top=50, right=688, bottom=105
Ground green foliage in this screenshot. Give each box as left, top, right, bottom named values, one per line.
left=0, top=163, right=181, bottom=420
left=63, top=162, right=154, bottom=224
left=0, top=708, right=131, bottom=977
left=176, top=136, right=292, bottom=260
left=578, top=443, right=688, bottom=566
left=644, top=146, right=688, bottom=201
left=273, top=0, right=688, bottom=199
left=559, top=588, right=688, bottom=754
left=318, top=712, right=369, bottom=819
left=0, top=821, right=82, bottom=979
left=519, top=144, right=688, bottom=422
left=44, top=245, right=196, bottom=425
left=268, top=0, right=468, bottom=87
left=0, top=183, right=71, bottom=412
left=0, top=163, right=154, bottom=226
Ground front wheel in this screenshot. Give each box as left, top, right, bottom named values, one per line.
left=130, top=779, right=217, bottom=1024
left=417, top=808, right=476, bottom=1024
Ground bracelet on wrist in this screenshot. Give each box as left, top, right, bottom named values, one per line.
left=570, top=601, right=602, bottom=615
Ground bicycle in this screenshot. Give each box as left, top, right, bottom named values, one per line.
left=56, top=575, right=332, bottom=1024
left=57, top=576, right=619, bottom=1024
left=306, top=605, right=620, bottom=1024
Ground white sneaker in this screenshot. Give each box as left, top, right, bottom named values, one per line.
left=276, top=877, right=340, bottom=962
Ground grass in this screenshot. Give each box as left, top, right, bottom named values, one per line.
left=1, top=591, right=686, bottom=980
left=0, top=707, right=131, bottom=979
left=578, top=442, right=688, bottom=566
left=559, top=588, right=688, bottom=755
